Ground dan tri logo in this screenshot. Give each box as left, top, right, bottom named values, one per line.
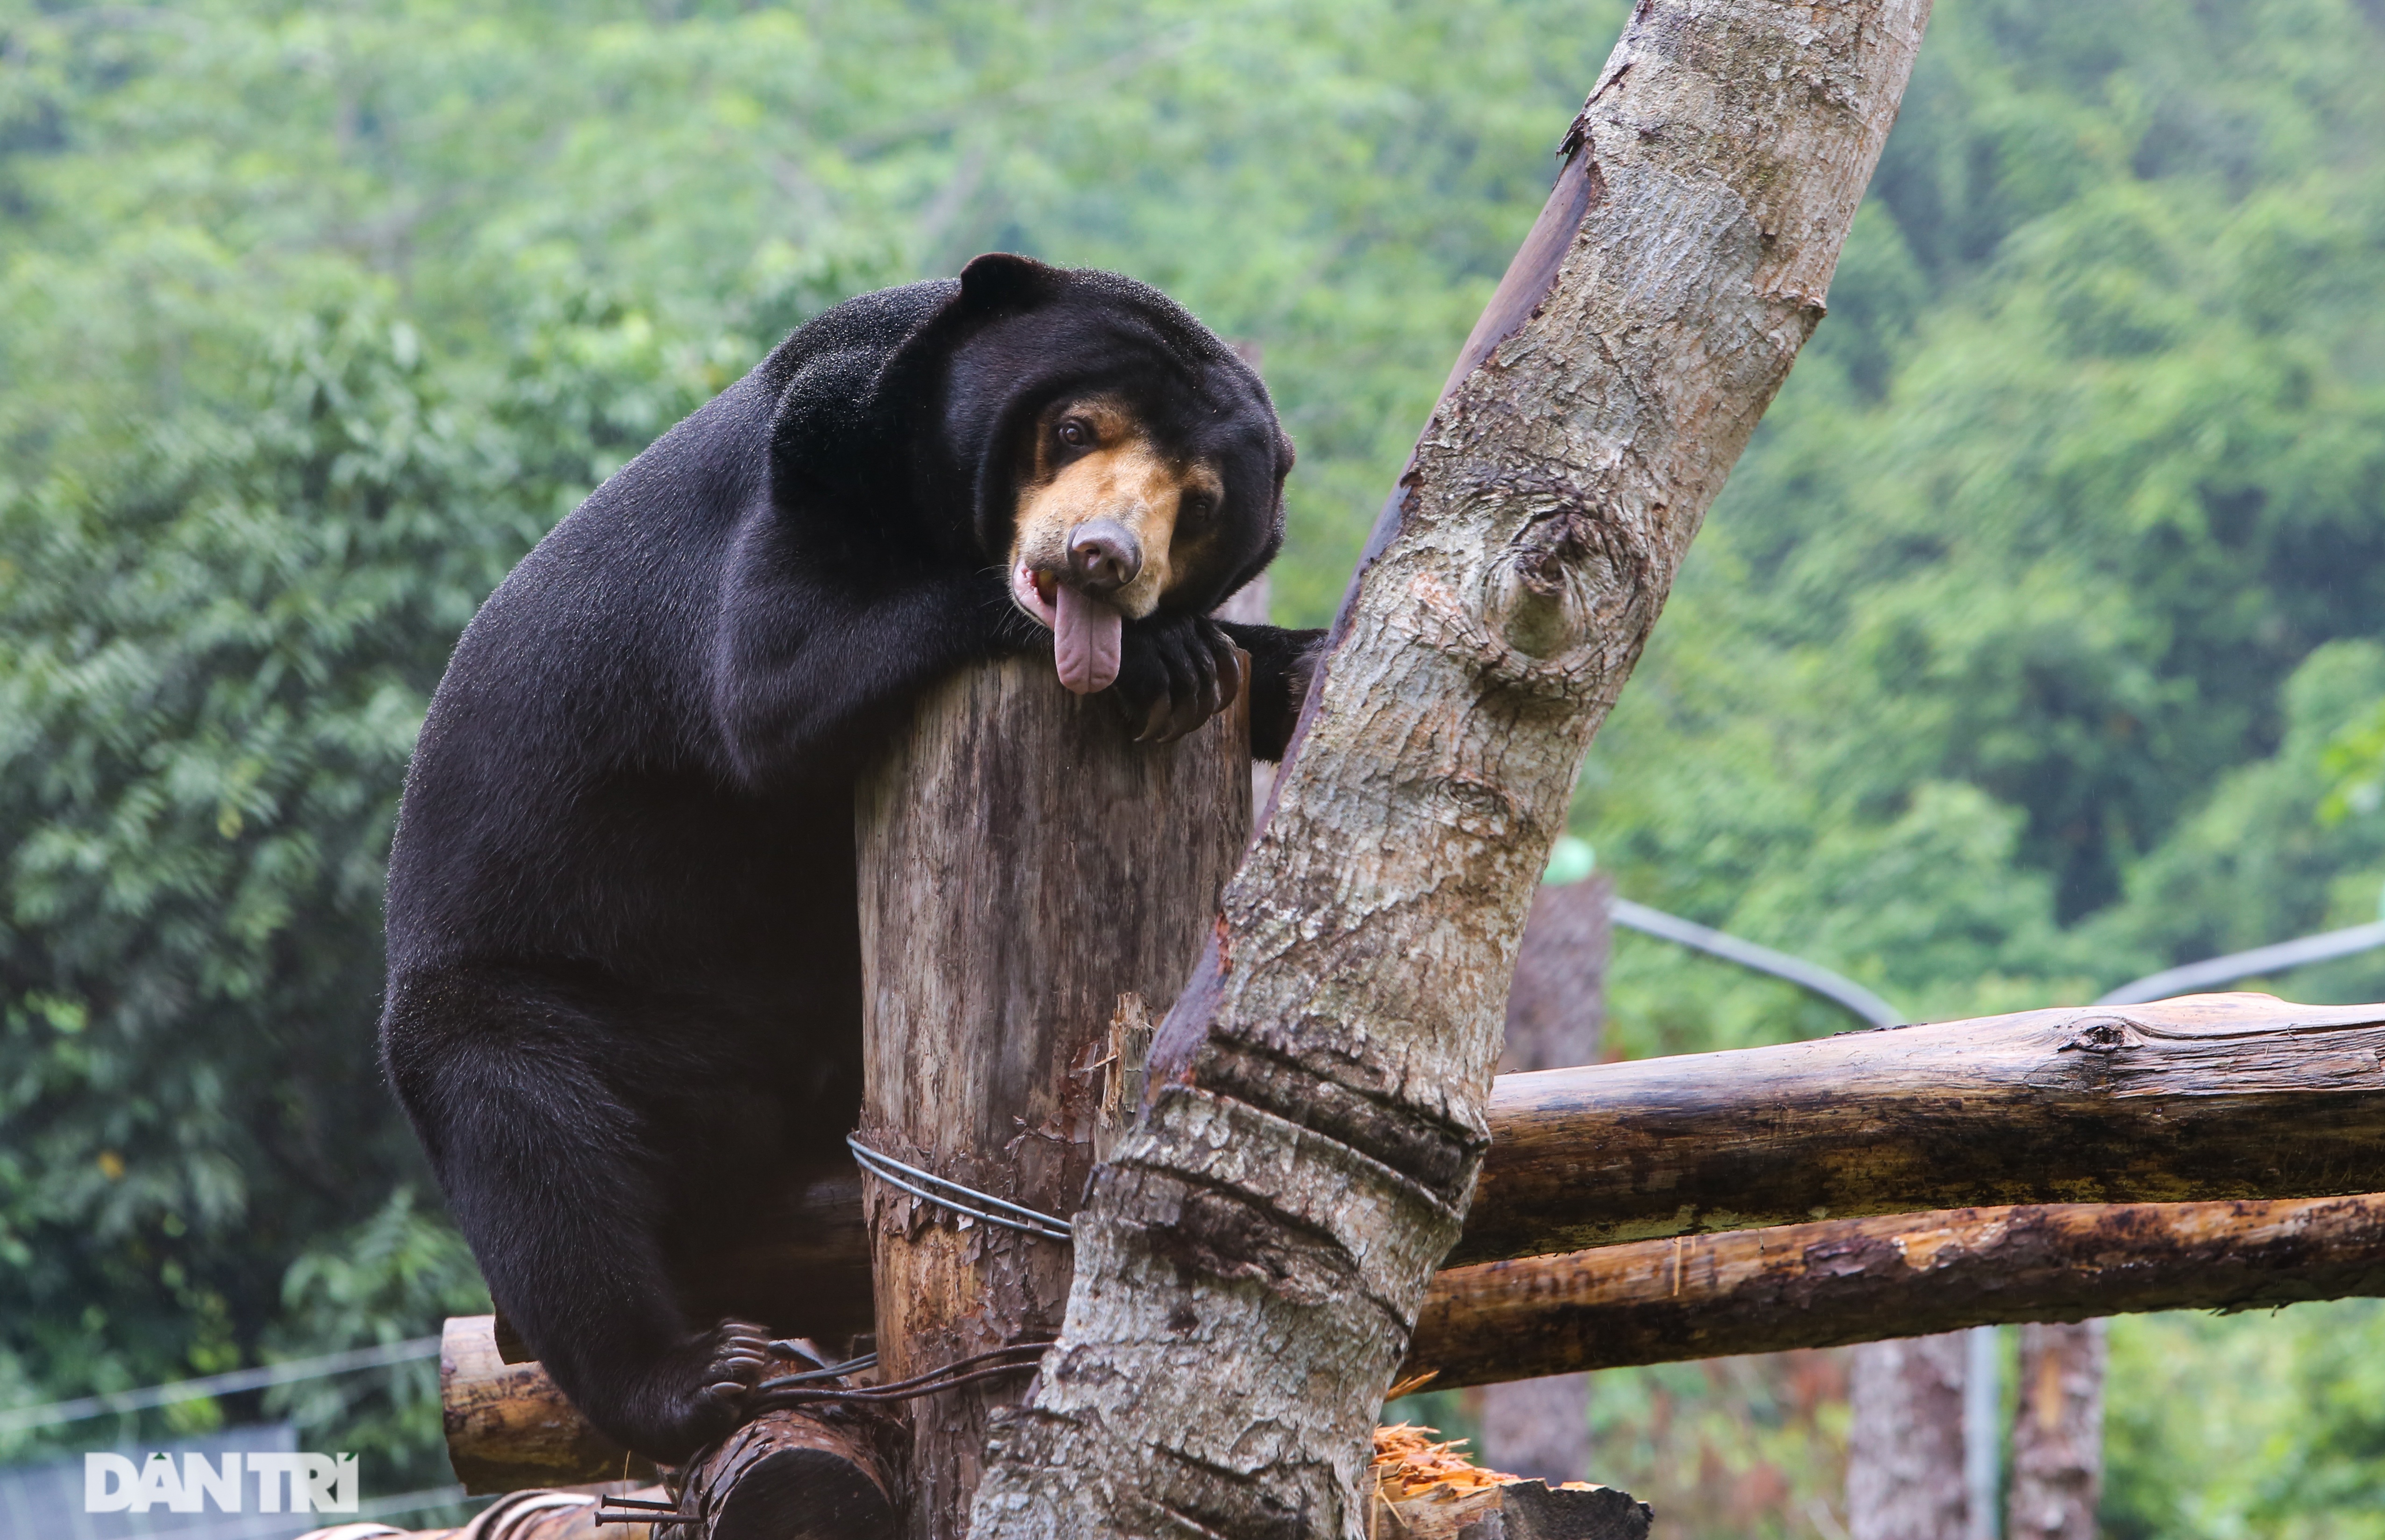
left=84, top=1451, right=360, bottom=1513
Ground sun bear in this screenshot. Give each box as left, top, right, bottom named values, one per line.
left=378, top=254, right=1322, bottom=1463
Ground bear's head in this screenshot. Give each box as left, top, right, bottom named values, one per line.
left=928, top=254, right=1294, bottom=693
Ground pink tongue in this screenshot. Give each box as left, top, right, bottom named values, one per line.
left=1053, top=584, right=1122, bottom=694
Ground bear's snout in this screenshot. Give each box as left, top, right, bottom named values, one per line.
left=1067, top=518, right=1143, bottom=596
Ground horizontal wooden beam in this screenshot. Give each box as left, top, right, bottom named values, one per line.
left=443, top=993, right=2385, bottom=1483
left=1452, top=992, right=2385, bottom=1265
left=439, top=1315, right=654, bottom=1494
left=448, top=1191, right=2385, bottom=1484
left=1407, top=1193, right=2385, bottom=1388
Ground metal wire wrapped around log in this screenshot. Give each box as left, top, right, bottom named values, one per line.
left=844, top=1136, right=1073, bottom=1242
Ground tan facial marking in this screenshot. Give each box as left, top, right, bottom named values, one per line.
left=1009, top=398, right=1220, bottom=621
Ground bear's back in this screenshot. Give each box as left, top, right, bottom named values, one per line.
left=386, top=369, right=792, bottom=984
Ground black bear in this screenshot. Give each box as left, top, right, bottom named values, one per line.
left=380, top=254, right=1321, bottom=1463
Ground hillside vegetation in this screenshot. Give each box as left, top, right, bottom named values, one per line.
left=4, top=1, right=2384, bottom=1531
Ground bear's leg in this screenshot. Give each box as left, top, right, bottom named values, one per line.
left=1215, top=619, right=1328, bottom=760
left=382, top=974, right=773, bottom=1463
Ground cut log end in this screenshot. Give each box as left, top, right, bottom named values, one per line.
left=672, top=1406, right=900, bottom=1540
left=439, top=1316, right=905, bottom=1531
left=440, top=1316, right=655, bottom=1496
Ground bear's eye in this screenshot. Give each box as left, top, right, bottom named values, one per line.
left=1179, top=491, right=1214, bottom=524
left=1055, top=419, right=1093, bottom=450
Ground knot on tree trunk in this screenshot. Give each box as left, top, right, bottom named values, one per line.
left=2059, top=1017, right=2144, bottom=1054
left=1400, top=464, right=1659, bottom=696
left=1483, top=472, right=1649, bottom=664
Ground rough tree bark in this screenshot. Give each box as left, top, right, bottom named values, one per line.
left=1844, top=1332, right=1974, bottom=1540
left=2007, top=1322, right=2106, bottom=1540
left=855, top=657, right=1250, bottom=1537
left=967, top=4, right=1932, bottom=1534
left=1476, top=873, right=1613, bottom=1484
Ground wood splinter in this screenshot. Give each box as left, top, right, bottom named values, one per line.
left=1368, top=1424, right=1652, bottom=1540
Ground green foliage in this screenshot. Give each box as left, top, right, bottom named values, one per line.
left=0, top=301, right=491, bottom=1452
left=267, top=1187, right=487, bottom=1497
left=4, top=0, right=2385, bottom=1526
left=1564, top=0, right=2385, bottom=1529
left=1585, top=0, right=2385, bottom=1022
left=2319, top=697, right=2385, bottom=829
left=2105, top=1302, right=2385, bottom=1540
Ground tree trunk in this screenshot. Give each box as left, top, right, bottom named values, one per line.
left=1848, top=1334, right=1969, bottom=1540
left=854, top=656, right=1250, bottom=1538
left=2007, top=1322, right=2106, bottom=1540
left=967, top=3, right=1931, bottom=1533
left=1456, top=993, right=2385, bottom=1266
left=1476, top=872, right=1612, bottom=1483
left=1472, top=1374, right=1599, bottom=1493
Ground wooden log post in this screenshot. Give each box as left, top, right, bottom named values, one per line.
left=968, top=2, right=1932, bottom=1530
left=852, top=655, right=1250, bottom=1539
left=292, top=1486, right=676, bottom=1540
left=1497, top=873, right=1613, bottom=1079
left=1847, top=1333, right=1969, bottom=1540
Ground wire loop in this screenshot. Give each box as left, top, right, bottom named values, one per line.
left=757, top=1348, right=878, bottom=1386
left=747, top=1340, right=1054, bottom=1413
left=846, top=1134, right=1074, bottom=1242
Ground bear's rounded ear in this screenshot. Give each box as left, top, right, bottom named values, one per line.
left=958, top=252, right=1061, bottom=311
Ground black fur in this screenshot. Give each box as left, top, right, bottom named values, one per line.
left=379, top=256, right=1320, bottom=1462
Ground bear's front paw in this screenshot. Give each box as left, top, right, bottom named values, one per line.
left=625, top=1318, right=776, bottom=1462
left=696, top=1317, right=777, bottom=1403
left=1112, top=613, right=1244, bottom=743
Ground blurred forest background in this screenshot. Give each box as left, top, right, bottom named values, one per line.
left=4, top=0, right=2385, bottom=1533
